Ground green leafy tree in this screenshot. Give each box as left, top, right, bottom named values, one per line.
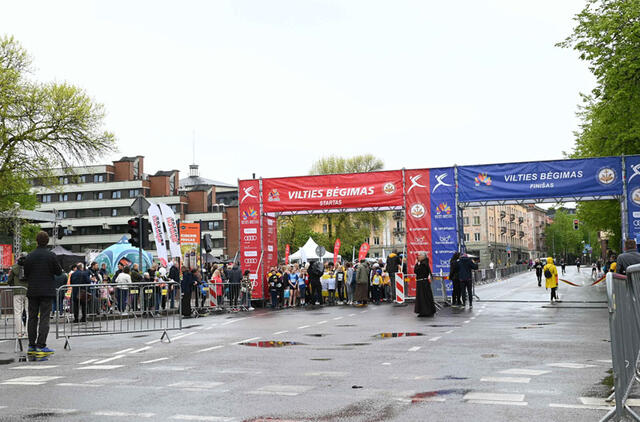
left=545, top=209, right=601, bottom=260
left=557, top=0, right=640, bottom=248
left=0, top=35, right=116, bottom=210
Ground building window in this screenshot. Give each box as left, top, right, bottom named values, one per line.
left=59, top=176, right=69, bottom=185
left=41, top=194, right=52, bottom=203
left=111, top=209, right=118, bottom=217
left=463, top=217, right=469, bottom=225
left=365, top=237, right=370, bottom=244
left=374, top=236, right=380, bottom=245
left=171, top=205, right=179, bottom=213
left=111, top=190, right=121, bottom=199
left=464, top=233, right=470, bottom=242
left=79, top=175, right=87, bottom=183
left=96, top=192, right=104, bottom=200
left=76, top=193, right=83, bottom=201
left=474, top=233, right=481, bottom=241
left=169, top=176, right=175, bottom=194
left=206, top=221, right=222, bottom=231
left=59, top=193, right=68, bottom=202
left=212, top=239, right=224, bottom=249
left=93, top=174, right=104, bottom=183
left=129, top=189, right=139, bottom=198
left=473, top=216, right=480, bottom=226
left=58, top=210, right=67, bottom=219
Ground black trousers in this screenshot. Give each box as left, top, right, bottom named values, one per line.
left=229, top=284, right=240, bottom=306
left=27, top=296, right=53, bottom=348
left=461, top=279, right=473, bottom=305
left=336, top=280, right=345, bottom=302
left=72, top=295, right=87, bottom=321
left=182, top=290, right=192, bottom=316
left=452, top=279, right=462, bottom=304
left=550, top=287, right=557, bottom=300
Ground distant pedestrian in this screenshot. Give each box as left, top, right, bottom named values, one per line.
left=114, top=266, right=131, bottom=313
left=560, top=259, right=566, bottom=275
left=575, top=258, right=581, bottom=272
left=228, top=264, right=242, bottom=310
left=449, top=252, right=461, bottom=306
left=354, top=260, right=370, bottom=306
left=371, top=269, right=382, bottom=304
left=346, top=263, right=355, bottom=305
left=181, top=266, right=194, bottom=317
left=267, top=267, right=281, bottom=309
left=327, top=270, right=336, bottom=305
left=457, top=254, right=478, bottom=308
left=335, top=265, right=346, bottom=304
left=70, top=263, right=90, bottom=322
left=414, top=252, right=436, bottom=317
left=616, top=239, right=640, bottom=275
left=298, top=268, right=307, bottom=306
left=544, top=257, right=559, bottom=303
left=24, top=231, right=62, bottom=357
left=385, top=251, right=401, bottom=302
left=308, top=261, right=324, bottom=306
left=241, top=270, right=253, bottom=310
left=534, top=259, right=543, bottom=287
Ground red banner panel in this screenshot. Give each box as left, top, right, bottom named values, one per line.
left=261, top=170, right=404, bottom=213
left=405, top=169, right=432, bottom=274
left=0, top=244, right=12, bottom=268
left=239, top=179, right=263, bottom=299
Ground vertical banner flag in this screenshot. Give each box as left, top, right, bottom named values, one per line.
left=358, top=242, right=370, bottom=261
left=627, top=155, right=640, bottom=243
left=148, top=203, right=169, bottom=267
left=239, top=179, right=263, bottom=299
left=179, top=222, right=201, bottom=270
left=429, top=167, right=458, bottom=292
left=285, top=244, right=290, bottom=265
left=264, top=216, right=278, bottom=270
left=405, top=169, right=432, bottom=275
left=158, top=203, right=181, bottom=258
left=0, top=244, right=12, bottom=268
left=333, top=238, right=341, bottom=267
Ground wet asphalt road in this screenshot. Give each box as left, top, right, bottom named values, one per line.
left=0, top=266, right=616, bottom=421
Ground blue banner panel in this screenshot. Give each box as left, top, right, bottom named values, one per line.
left=458, top=156, right=623, bottom=202
left=429, top=167, right=458, bottom=276
left=627, top=155, right=640, bottom=243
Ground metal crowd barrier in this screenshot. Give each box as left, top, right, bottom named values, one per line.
left=0, top=286, right=28, bottom=355
left=55, top=281, right=182, bottom=349
left=601, top=264, right=640, bottom=422
left=188, top=281, right=253, bottom=314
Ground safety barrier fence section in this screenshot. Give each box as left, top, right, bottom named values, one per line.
left=189, top=281, right=253, bottom=315
left=55, top=282, right=182, bottom=349
left=472, top=264, right=529, bottom=286
left=0, top=286, right=27, bottom=343
left=601, top=264, right=640, bottom=422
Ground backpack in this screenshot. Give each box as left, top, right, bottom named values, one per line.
left=544, top=268, right=552, bottom=279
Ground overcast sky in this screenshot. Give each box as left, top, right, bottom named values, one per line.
left=2, top=0, right=593, bottom=184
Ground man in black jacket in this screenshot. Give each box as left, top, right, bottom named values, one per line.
left=457, top=254, right=478, bottom=309
left=24, top=231, right=62, bottom=356
left=168, top=259, right=180, bottom=309
left=228, top=264, right=242, bottom=309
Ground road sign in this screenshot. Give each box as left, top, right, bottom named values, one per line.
left=315, top=245, right=326, bottom=258
left=130, top=196, right=151, bottom=216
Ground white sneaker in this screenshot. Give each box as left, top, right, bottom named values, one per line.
left=248, top=307, right=255, bottom=311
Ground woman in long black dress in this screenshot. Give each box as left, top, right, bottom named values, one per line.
left=414, top=252, right=436, bottom=317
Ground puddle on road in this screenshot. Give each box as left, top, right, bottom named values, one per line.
left=374, top=332, right=424, bottom=339
left=516, top=326, right=542, bottom=329
left=305, top=334, right=329, bottom=337
left=0, top=358, right=16, bottom=365
left=310, top=358, right=333, bottom=361
left=336, top=324, right=356, bottom=327
left=183, top=324, right=202, bottom=329
left=436, top=375, right=469, bottom=380
left=240, top=341, right=305, bottom=348
left=339, top=343, right=371, bottom=347
left=426, top=324, right=461, bottom=328
left=481, top=353, right=498, bottom=358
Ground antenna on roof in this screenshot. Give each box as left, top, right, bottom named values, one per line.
left=192, top=130, right=195, bottom=165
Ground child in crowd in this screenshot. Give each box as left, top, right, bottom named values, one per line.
left=371, top=269, right=383, bottom=304
left=327, top=270, right=336, bottom=306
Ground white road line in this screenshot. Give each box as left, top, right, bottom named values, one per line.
left=171, top=416, right=237, bottom=421
left=298, top=325, right=310, bottom=329
left=316, top=320, right=327, bottom=325
left=408, top=346, right=421, bottom=352
left=129, top=346, right=152, bottom=354
left=500, top=369, right=551, bottom=376
left=198, top=346, right=224, bottom=353
left=429, top=336, right=441, bottom=342
left=348, top=313, right=356, bottom=317
left=57, top=383, right=102, bottom=387
left=470, top=317, right=476, bottom=320
left=93, top=411, right=155, bottom=418
left=273, top=330, right=288, bottom=335
left=75, top=365, right=124, bottom=370
left=444, top=330, right=454, bottom=334
left=0, top=406, right=6, bottom=409
left=547, top=362, right=596, bottom=369
left=549, top=403, right=610, bottom=410
left=333, top=317, right=343, bottom=320
left=204, top=326, right=216, bottom=331
left=11, top=365, right=58, bottom=370
left=94, top=355, right=125, bottom=364
left=231, top=337, right=260, bottom=345
left=141, top=357, right=170, bottom=364
left=3, top=376, right=63, bottom=385
left=464, top=320, right=471, bottom=324
left=221, top=317, right=249, bottom=326
left=480, top=377, right=531, bottom=384
left=172, top=332, right=196, bottom=341
left=79, top=359, right=99, bottom=365
left=464, top=392, right=525, bottom=402
left=382, top=362, right=391, bottom=366
left=145, top=339, right=161, bottom=345
left=361, top=310, right=368, bottom=313
left=467, top=399, right=528, bottom=406
left=114, top=348, right=134, bottom=354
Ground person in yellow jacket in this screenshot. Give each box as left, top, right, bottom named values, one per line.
left=543, top=257, right=559, bottom=303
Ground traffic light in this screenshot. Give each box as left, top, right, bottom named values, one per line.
left=573, top=219, right=579, bottom=230
left=141, top=218, right=152, bottom=249
left=128, top=218, right=140, bottom=247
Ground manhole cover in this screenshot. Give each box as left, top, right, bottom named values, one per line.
left=374, top=332, right=424, bottom=338
left=239, top=341, right=305, bottom=348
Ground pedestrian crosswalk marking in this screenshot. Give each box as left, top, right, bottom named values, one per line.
left=464, top=392, right=525, bottom=402
left=428, top=337, right=441, bottom=342
left=249, top=384, right=313, bottom=396
left=114, top=348, right=134, bottom=354
left=129, top=346, right=152, bottom=354
left=549, top=403, right=610, bottom=410
left=408, top=346, right=421, bottom=352
left=500, top=369, right=550, bottom=376
left=75, top=365, right=124, bottom=370
left=197, top=346, right=224, bottom=353
left=2, top=376, right=63, bottom=385
left=11, top=365, right=58, bottom=370
left=141, top=357, right=170, bottom=364
left=169, top=381, right=223, bottom=388
left=467, top=399, right=528, bottom=406
left=171, top=415, right=238, bottom=421
left=94, top=355, right=125, bottom=364
left=93, top=411, right=155, bottom=418
left=78, top=359, right=99, bottom=365
left=547, top=362, right=596, bottom=369
left=481, top=376, right=531, bottom=384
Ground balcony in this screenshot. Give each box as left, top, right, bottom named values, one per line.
left=509, top=214, right=515, bottom=222
left=500, top=211, right=506, bottom=220
left=518, top=217, right=524, bottom=225
left=510, top=229, right=516, bottom=237
left=393, top=228, right=405, bottom=237
left=519, top=231, right=525, bottom=238
left=393, top=211, right=404, bottom=220
left=500, top=226, right=507, bottom=234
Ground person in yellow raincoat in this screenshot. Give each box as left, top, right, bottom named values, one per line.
left=543, top=257, right=559, bottom=303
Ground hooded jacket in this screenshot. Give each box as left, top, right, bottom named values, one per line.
left=229, top=265, right=242, bottom=284
left=543, top=257, right=558, bottom=289
left=356, top=261, right=371, bottom=285
left=386, top=253, right=400, bottom=274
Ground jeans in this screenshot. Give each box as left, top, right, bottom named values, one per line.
left=336, top=280, right=345, bottom=302
left=27, top=296, right=53, bottom=348
left=117, top=288, right=128, bottom=311
left=270, top=289, right=278, bottom=308
left=328, top=289, right=335, bottom=305
left=13, top=295, right=28, bottom=337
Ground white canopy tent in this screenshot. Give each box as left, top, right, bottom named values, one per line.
left=289, top=237, right=334, bottom=263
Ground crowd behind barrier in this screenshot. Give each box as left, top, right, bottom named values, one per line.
left=602, top=264, right=640, bottom=422
left=55, top=282, right=182, bottom=347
